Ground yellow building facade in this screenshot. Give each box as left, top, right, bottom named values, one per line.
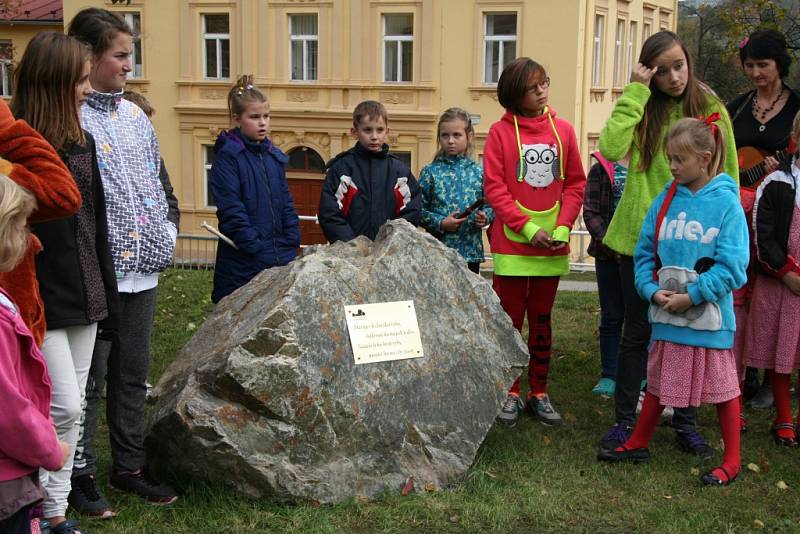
left=56, top=0, right=676, bottom=253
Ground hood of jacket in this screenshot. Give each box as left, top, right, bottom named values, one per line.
left=215, top=128, right=288, bottom=164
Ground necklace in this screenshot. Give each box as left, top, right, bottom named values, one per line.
left=752, top=85, right=785, bottom=131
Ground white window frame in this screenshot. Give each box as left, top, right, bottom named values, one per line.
left=613, top=19, right=625, bottom=87
left=627, top=21, right=638, bottom=79
left=202, top=14, right=230, bottom=80
left=592, top=14, right=605, bottom=87
left=204, top=145, right=216, bottom=208
left=483, top=12, right=517, bottom=85
left=0, top=41, right=11, bottom=97
left=122, top=12, right=143, bottom=79
left=289, top=14, right=318, bottom=81
left=382, top=13, right=413, bottom=83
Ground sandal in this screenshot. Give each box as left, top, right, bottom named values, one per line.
left=771, top=422, right=800, bottom=448
left=597, top=445, right=651, bottom=463
left=701, top=465, right=737, bottom=486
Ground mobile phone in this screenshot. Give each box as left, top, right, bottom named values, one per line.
left=456, top=198, right=484, bottom=219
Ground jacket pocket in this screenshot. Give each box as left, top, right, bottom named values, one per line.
left=503, top=200, right=560, bottom=244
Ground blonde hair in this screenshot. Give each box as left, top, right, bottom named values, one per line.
left=433, top=107, right=475, bottom=161
left=227, top=74, right=267, bottom=122
left=0, top=174, right=36, bottom=272
left=666, top=117, right=727, bottom=177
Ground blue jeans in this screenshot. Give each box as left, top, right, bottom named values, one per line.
left=595, top=259, right=624, bottom=379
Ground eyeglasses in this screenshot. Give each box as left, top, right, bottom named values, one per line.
left=526, top=77, right=551, bottom=93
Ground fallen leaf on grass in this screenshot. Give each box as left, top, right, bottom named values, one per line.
left=401, top=477, right=414, bottom=496
left=564, top=412, right=577, bottom=423
left=690, top=468, right=700, bottom=476
left=777, top=481, right=789, bottom=490
left=579, top=351, right=588, bottom=358
left=543, top=436, right=551, bottom=445
left=448, top=515, right=460, bottom=524
left=753, top=519, right=765, bottom=529
left=747, top=463, right=760, bottom=473
left=663, top=495, right=672, bottom=500
left=483, top=471, right=497, bottom=479
left=187, top=322, right=196, bottom=331
left=425, top=482, right=435, bottom=492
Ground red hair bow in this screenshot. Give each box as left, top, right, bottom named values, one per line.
left=698, top=112, right=721, bottom=138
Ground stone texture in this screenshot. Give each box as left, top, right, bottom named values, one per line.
left=145, top=219, right=528, bottom=503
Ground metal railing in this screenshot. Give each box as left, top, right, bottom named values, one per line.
left=173, top=216, right=596, bottom=272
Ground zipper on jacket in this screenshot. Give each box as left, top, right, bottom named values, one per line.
left=259, top=153, right=279, bottom=264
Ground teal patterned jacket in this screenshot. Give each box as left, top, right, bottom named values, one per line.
left=419, top=154, right=494, bottom=263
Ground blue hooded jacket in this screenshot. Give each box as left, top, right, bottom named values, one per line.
left=210, top=129, right=300, bottom=303
left=634, top=173, right=748, bottom=349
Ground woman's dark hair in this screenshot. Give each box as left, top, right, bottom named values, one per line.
left=739, top=29, right=792, bottom=78
left=635, top=30, right=712, bottom=172
left=67, top=7, right=133, bottom=57
left=496, top=57, right=546, bottom=116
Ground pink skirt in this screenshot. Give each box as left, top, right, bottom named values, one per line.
left=732, top=305, right=748, bottom=384
left=743, top=274, right=800, bottom=373
left=647, top=340, right=740, bottom=408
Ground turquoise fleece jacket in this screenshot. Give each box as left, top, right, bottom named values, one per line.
left=600, top=82, right=739, bottom=256
left=419, top=154, right=494, bottom=263
left=634, top=174, right=748, bottom=349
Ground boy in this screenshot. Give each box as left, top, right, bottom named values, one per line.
left=318, top=100, right=420, bottom=242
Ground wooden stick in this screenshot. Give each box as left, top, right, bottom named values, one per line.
left=201, top=221, right=238, bottom=250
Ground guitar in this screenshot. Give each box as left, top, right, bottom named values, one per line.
left=737, top=145, right=794, bottom=190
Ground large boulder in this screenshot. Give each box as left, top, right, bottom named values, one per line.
left=145, top=219, right=528, bottom=503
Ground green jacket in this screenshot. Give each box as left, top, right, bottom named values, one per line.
left=599, top=82, right=739, bottom=256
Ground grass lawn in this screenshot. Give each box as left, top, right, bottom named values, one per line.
left=83, top=269, right=799, bottom=533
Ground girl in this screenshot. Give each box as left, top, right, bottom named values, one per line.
left=11, top=32, right=120, bottom=529
left=484, top=58, right=586, bottom=427
left=68, top=7, right=177, bottom=507
left=0, top=173, right=69, bottom=534
left=210, top=75, right=300, bottom=303
left=419, top=107, right=493, bottom=274
left=743, top=109, right=800, bottom=447
left=583, top=152, right=628, bottom=396
left=599, top=117, right=748, bottom=487
left=596, top=31, right=739, bottom=456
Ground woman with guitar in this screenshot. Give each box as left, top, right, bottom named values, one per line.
left=726, top=29, right=799, bottom=412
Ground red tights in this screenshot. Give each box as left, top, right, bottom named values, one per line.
left=621, top=392, right=740, bottom=482
left=492, top=275, right=559, bottom=398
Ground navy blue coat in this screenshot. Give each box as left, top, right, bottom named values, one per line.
left=210, top=129, right=300, bottom=303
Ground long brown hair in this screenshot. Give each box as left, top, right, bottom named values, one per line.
left=11, top=32, right=90, bottom=150
left=635, top=31, right=712, bottom=171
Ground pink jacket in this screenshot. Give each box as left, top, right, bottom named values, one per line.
left=0, top=288, right=62, bottom=481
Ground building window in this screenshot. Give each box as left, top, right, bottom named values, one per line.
left=383, top=13, right=413, bottom=82
left=483, top=13, right=517, bottom=84
left=202, top=14, right=230, bottom=80
left=391, top=150, right=412, bottom=171
left=289, top=14, right=318, bottom=81
left=613, top=19, right=625, bottom=87
left=643, top=22, right=651, bottom=42
left=287, top=146, right=325, bottom=172
left=122, top=13, right=143, bottom=78
left=0, top=41, right=12, bottom=97
left=627, top=21, right=638, bottom=79
left=204, top=145, right=216, bottom=207
left=592, top=14, right=605, bottom=86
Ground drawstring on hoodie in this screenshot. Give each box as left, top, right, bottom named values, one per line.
left=513, top=107, right=565, bottom=183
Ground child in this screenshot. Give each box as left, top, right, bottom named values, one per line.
left=318, top=100, right=421, bottom=242
left=0, top=173, right=70, bottom=534
left=0, top=102, right=80, bottom=348
left=599, top=117, right=748, bottom=487
left=68, top=7, right=177, bottom=505
left=484, top=57, right=586, bottom=427
left=596, top=31, right=740, bottom=456
left=743, top=109, right=800, bottom=447
left=583, top=152, right=627, bottom=396
left=210, top=75, right=300, bottom=303
left=419, top=107, right=493, bottom=273
left=11, top=31, right=120, bottom=530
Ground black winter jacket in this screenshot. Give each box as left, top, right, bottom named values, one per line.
left=30, top=132, right=119, bottom=330
left=753, top=160, right=800, bottom=277
left=318, top=143, right=420, bottom=242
